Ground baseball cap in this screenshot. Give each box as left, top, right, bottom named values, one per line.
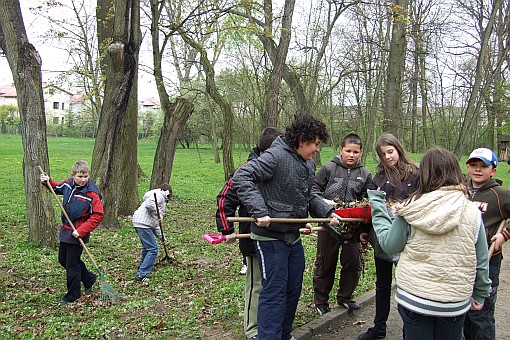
left=466, top=148, right=498, bottom=168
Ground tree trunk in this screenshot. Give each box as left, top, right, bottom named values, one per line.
left=384, top=0, right=409, bottom=138
left=149, top=0, right=195, bottom=188
left=0, top=0, right=58, bottom=248
left=263, top=0, right=295, bottom=127
left=92, top=0, right=141, bottom=226
left=179, top=29, right=235, bottom=179
left=150, top=98, right=194, bottom=189
left=453, top=0, right=504, bottom=156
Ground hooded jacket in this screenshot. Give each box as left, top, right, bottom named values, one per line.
left=49, top=177, right=104, bottom=244
left=368, top=187, right=491, bottom=316
left=312, top=155, right=372, bottom=202
left=132, top=188, right=170, bottom=239
left=233, top=136, right=334, bottom=244
left=467, top=178, right=510, bottom=249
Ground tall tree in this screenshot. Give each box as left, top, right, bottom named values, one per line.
left=384, top=0, right=409, bottom=138
left=148, top=0, right=195, bottom=188
left=92, top=0, right=141, bottom=226
left=0, top=0, right=58, bottom=247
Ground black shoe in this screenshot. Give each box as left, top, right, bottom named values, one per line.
left=339, top=300, right=360, bottom=310
left=135, top=275, right=150, bottom=283
left=58, top=299, right=72, bottom=305
left=315, top=305, right=331, bottom=316
left=358, top=327, right=386, bottom=340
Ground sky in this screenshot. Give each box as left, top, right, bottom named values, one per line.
left=0, top=1, right=158, bottom=100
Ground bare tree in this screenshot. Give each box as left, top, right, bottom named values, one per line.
left=92, top=0, right=141, bottom=226
left=147, top=0, right=195, bottom=188
left=0, top=0, right=58, bottom=247
left=384, top=0, right=409, bottom=138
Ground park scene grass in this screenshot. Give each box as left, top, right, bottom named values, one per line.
left=0, top=134, right=507, bottom=338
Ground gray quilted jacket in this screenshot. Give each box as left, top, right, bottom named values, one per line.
left=232, top=136, right=334, bottom=244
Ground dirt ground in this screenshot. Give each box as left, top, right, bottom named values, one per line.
left=310, top=244, right=510, bottom=340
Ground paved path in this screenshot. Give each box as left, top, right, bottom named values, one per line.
left=294, top=245, right=510, bottom=340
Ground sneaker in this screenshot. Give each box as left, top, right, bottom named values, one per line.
left=58, top=299, right=72, bottom=305
left=339, top=300, right=360, bottom=310
left=135, top=275, right=150, bottom=283
left=358, top=327, right=386, bottom=340
left=84, top=273, right=97, bottom=294
left=315, top=305, right=331, bottom=316
left=239, top=264, right=248, bottom=275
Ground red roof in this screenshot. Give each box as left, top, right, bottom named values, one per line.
left=0, top=84, right=17, bottom=97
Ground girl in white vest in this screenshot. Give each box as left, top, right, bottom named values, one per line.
left=367, top=147, right=491, bottom=340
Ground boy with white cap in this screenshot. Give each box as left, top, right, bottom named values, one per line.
left=464, top=148, right=510, bottom=339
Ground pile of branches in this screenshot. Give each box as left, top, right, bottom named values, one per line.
left=327, top=198, right=370, bottom=243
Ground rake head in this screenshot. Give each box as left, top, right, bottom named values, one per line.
left=95, top=268, right=122, bottom=305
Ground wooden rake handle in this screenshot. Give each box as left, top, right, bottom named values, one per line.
left=38, top=166, right=101, bottom=271
left=226, top=217, right=365, bottom=223
left=488, top=218, right=510, bottom=258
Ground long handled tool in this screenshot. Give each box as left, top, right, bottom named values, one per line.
left=154, top=192, right=172, bottom=262
left=38, top=166, right=120, bottom=305
left=204, top=226, right=326, bottom=244
left=226, top=217, right=365, bottom=223
left=488, top=218, right=510, bottom=258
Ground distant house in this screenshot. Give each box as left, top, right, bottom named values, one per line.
left=0, top=83, right=85, bottom=124
left=0, top=84, right=17, bottom=107
left=140, top=97, right=161, bottom=111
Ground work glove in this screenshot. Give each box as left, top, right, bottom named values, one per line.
left=40, top=174, right=49, bottom=183
left=72, top=230, right=80, bottom=238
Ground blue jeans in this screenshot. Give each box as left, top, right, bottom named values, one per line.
left=398, top=304, right=466, bottom=340
left=463, top=252, right=501, bottom=340
left=255, top=239, right=305, bottom=340
left=135, top=227, right=159, bottom=278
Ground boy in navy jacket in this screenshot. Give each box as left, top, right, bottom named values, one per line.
left=41, top=160, right=104, bottom=304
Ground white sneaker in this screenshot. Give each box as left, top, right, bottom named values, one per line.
left=239, top=264, right=248, bottom=275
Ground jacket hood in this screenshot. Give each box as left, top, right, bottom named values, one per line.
left=331, top=155, right=363, bottom=169
left=397, top=186, right=474, bottom=234
left=469, top=178, right=500, bottom=192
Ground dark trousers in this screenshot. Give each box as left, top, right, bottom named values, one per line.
left=58, top=242, right=96, bottom=302
left=399, top=304, right=466, bottom=340
left=313, top=230, right=361, bottom=307
left=373, top=256, right=394, bottom=333
left=255, top=239, right=305, bottom=340
left=464, top=252, right=502, bottom=340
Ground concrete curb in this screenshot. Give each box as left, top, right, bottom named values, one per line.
left=293, top=289, right=377, bottom=340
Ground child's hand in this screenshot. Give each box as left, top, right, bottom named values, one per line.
left=40, top=174, right=49, bottom=183
left=359, top=232, right=369, bottom=244
left=72, top=230, right=80, bottom=238
left=490, top=233, right=505, bottom=254
left=300, top=223, right=313, bottom=235
left=328, top=213, right=340, bottom=227
left=256, top=216, right=270, bottom=227
left=224, top=234, right=237, bottom=243
left=470, top=298, right=483, bottom=310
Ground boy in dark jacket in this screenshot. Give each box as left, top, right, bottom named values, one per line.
left=215, top=127, right=283, bottom=340
left=233, top=114, right=341, bottom=340
left=40, top=160, right=104, bottom=305
left=312, top=133, right=372, bottom=315
left=464, top=148, right=510, bottom=340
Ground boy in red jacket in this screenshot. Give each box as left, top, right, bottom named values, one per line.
left=41, top=160, right=104, bottom=305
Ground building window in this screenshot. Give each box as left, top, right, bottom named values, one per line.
left=61, top=103, right=65, bottom=110
left=53, top=102, right=59, bottom=109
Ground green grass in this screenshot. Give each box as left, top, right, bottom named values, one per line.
left=0, top=134, right=507, bottom=339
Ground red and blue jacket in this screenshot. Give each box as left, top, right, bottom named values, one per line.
left=48, top=177, right=104, bottom=244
